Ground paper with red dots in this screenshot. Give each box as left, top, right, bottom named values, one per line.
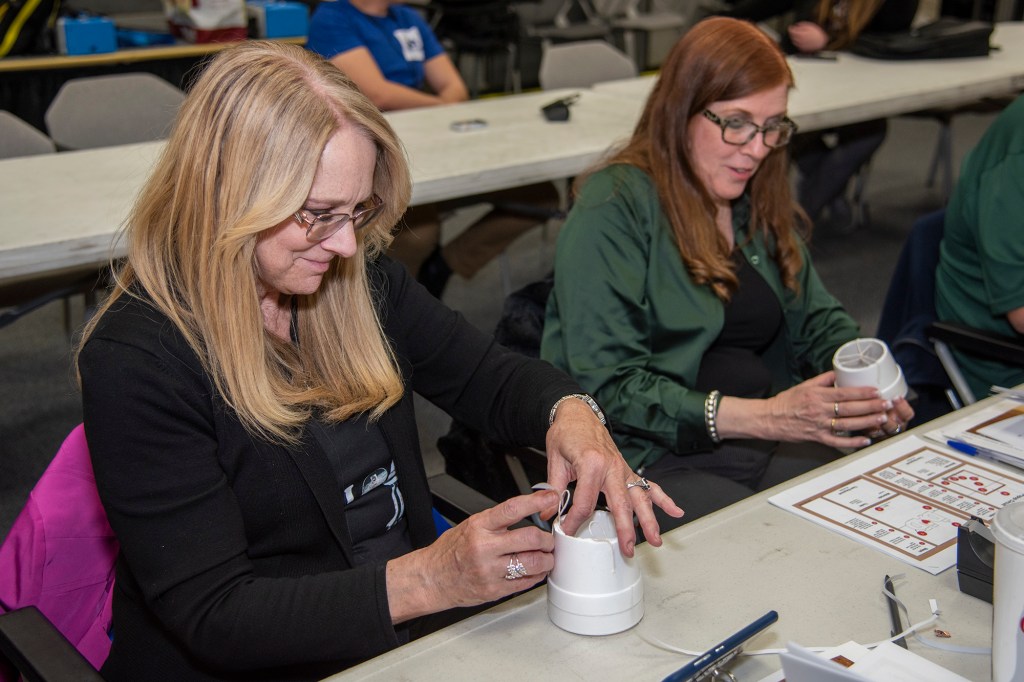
left=770, top=431, right=1024, bottom=574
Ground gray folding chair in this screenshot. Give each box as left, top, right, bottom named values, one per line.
left=45, top=73, right=185, bottom=150
left=538, top=39, right=637, bottom=90
left=591, top=0, right=689, bottom=69
left=513, top=0, right=612, bottom=45
left=0, top=111, right=56, bottom=158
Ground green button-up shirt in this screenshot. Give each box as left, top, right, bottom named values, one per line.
left=542, top=164, right=859, bottom=470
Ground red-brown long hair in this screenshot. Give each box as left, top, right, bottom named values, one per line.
left=594, top=17, right=807, bottom=301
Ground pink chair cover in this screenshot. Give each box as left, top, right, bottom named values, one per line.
left=0, top=424, right=117, bottom=675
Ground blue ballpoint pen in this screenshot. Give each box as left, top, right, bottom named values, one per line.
left=946, top=438, right=1024, bottom=470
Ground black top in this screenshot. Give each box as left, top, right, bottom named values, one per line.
left=309, top=416, right=413, bottom=566
left=696, top=253, right=784, bottom=398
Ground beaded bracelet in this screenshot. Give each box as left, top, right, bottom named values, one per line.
left=704, top=389, right=722, bottom=444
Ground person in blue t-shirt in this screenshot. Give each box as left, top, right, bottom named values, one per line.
left=308, top=0, right=467, bottom=110
left=308, top=0, right=560, bottom=297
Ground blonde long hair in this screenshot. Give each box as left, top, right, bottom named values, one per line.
left=77, top=41, right=411, bottom=443
left=594, top=17, right=806, bottom=301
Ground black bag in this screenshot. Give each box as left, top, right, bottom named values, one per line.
left=0, top=0, right=60, bottom=58
left=852, top=18, right=993, bottom=60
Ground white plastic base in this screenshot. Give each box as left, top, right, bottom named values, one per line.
left=547, top=578, right=644, bottom=636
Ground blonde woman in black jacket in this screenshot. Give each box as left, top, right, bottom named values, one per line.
left=77, top=41, right=681, bottom=681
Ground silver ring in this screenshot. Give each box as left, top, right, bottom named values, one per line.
left=893, top=423, right=903, bottom=435
left=505, top=553, right=527, bottom=580
left=834, top=401, right=840, bottom=417
left=626, top=477, right=652, bottom=492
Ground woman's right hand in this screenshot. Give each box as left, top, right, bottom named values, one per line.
left=718, top=371, right=889, bottom=449
left=385, top=489, right=560, bottom=625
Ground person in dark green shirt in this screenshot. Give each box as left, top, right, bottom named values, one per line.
left=935, top=94, right=1024, bottom=401
left=542, top=18, right=913, bottom=528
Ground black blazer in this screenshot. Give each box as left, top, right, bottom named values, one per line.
left=80, top=257, right=576, bottom=681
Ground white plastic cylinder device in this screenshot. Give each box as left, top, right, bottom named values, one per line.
left=993, top=500, right=1024, bottom=682
left=547, top=510, right=643, bottom=636
left=832, top=338, right=908, bottom=401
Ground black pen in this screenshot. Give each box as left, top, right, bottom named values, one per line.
left=884, top=574, right=908, bottom=649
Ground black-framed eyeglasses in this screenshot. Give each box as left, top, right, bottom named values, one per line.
left=293, top=194, right=384, bottom=242
left=702, top=110, right=798, bottom=148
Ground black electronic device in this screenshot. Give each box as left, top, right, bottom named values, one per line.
left=957, top=517, right=995, bottom=603
left=541, top=94, right=580, bottom=122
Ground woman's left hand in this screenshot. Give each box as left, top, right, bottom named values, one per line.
left=545, top=399, right=684, bottom=557
left=867, top=396, right=915, bottom=439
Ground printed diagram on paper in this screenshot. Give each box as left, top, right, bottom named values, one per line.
left=769, top=435, right=1024, bottom=574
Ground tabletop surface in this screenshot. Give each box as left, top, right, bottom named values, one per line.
left=0, top=88, right=633, bottom=284
left=2, top=23, right=1023, bottom=284
left=322, top=399, right=1002, bottom=681
left=387, top=89, right=635, bottom=206
left=593, top=23, right=1024, bottom=133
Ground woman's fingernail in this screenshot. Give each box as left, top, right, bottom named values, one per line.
left=883, top=400, right=893, bottom=409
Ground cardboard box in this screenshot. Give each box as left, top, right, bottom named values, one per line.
left=56, top=16, right=117, bottom=56
left=246, top=1, right=308, bottom=39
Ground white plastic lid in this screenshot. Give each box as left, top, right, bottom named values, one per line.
left=833, top=338, right=888, bottom=371
left=993, top=500, right=1024, bottom=555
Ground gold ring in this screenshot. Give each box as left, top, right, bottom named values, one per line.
left=830, top=417, right=837, bottom=434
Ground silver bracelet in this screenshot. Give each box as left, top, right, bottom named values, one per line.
left=704, top=390, right=722, bottom=444
left=549, top=393, right=607, bottom=426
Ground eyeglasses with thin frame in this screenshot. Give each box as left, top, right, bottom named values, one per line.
left=293, top=194, right=384, bottom=242
left=702, top=110, right=798, bottom=148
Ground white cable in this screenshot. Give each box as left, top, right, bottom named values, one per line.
left=638, top=575, right=989, bottom=662
left=884, top=576, right=991, bottom=655
left=863, top=611, right=940, bottom=650
left=636, top=631, right=704, bottom=657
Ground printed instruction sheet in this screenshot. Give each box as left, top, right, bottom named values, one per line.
left=769, top=435, right=1024, bottom=574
